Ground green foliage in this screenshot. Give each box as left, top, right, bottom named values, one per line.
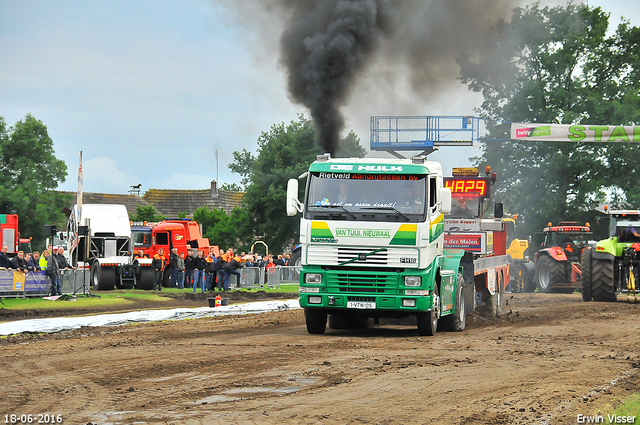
left=0, top=114, right=69, bottom=248
left=458, top=3, right=640, bottom=237
left=229, top=115, right=366, bottom=253
left=130, top=205, right=165, bottom=222
left=176, top=211, right=188, bottom=219
left=220, top=182, right=243, bottom=192
left=193, top=206, right=254, bottom=252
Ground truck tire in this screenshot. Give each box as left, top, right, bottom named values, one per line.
left=492, top=273, right=505, bottom=317
left=417, top=284, right=440, bottom=336
left=304, top=308, right=327, bottom=334
left=581, top=248, right=593, bottom=302
left=328, top=313, right=348, bottom=330
left=510, top=263, right=526, bottom=293
left=591, top=258, right=616, bottom=302
left=290, top=248, right=301, bottom=267
left=91, top=262, right=115, bottom=291
left=137, top=267, right=155, bottom=290
left=536, top=255, right=564, bottom=293
left=439, top=272, right=466, bottom=332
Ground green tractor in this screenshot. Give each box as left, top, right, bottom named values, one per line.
left=582, top=209, right=640, bottom=302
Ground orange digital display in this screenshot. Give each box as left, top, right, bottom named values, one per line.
left=443, top=178, right=489, bottom=197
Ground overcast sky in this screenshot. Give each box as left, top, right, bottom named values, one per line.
left=1, top=0, right=637, bottom=194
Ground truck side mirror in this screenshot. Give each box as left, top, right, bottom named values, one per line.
left=494, top=202, right=504, bottom=218
left=439, top=187, right=451, bottom=214
left=286, top=179, right=301, bottom=216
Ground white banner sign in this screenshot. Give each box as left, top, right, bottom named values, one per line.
left=510, top=123, right=640, bottom=142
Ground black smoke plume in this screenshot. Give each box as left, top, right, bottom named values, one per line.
left=279, top=1, right=394, bottom=155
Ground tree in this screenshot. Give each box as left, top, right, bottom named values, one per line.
left=0, top=114, right=70, bottom=248
left=130, top=205, right=165, bottom=222
left=220, top=182, right=243, bottom=192
left=458, top=3, right=640, bottom=236
left=229, top=115, right=366, bottom=253
left=193, top=206, right=254, bottom=252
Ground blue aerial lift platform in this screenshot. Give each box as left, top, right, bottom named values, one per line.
left=370, top=115, right=481, bottom=158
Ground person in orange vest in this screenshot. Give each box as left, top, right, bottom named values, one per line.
left=152, top=248, right=166, bottom=291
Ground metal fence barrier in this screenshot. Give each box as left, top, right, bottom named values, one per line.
left=235, top=266, right=301, bottom=290
left=0, top=268, right=91, bottom=298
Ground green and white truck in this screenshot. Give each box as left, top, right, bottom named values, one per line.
left=287, top=154, right=471, bottom=336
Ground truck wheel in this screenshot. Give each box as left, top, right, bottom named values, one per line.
left=328, top=314, right=348, bottom=330
left=137, top=267, right=155, bottom=290
left=591, top=258, right=616, bottom=302
left=536, top=255, right=564, bottom=293
left=417, top=284, right=440, bottom=336
left=290, top=248, right=301, bottom=267
left=581, top=248, right=593, bottom=301
left=439, top=272, right=466, bottom=332
left=91, top=262, right=115, bottom=291
left=304, top=308, right=327, bottom=334
left=510, top=263, right=525, bottom=293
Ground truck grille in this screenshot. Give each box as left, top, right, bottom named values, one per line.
left=307, top=246, right=418, bottom=268
left=327, top=272, right=396, bottom=293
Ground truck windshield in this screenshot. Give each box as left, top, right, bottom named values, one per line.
left=446, top=193, right=480, bottom=219
left=305, top=172, right=427, bottom=222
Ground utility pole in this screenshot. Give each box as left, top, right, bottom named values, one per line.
left=215, top=149, right=219, bottom=183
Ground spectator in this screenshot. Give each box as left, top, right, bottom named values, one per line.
left=0, top=245, right=10, bottom=269
left=205, top=251, right=216, bottom=291
left=55, top=247, right=73, bottom=270
left=176, top=252, right=185, bottom=289
left=184, top=249, right=195, bottom=288
left=265, top=256, right=276, bottom=271
left=169, top=248, right=179, bottom=287
left=152, top=248, right=166, bottom=291
left=245, top=255, right=255, bottom=268
left=193, top=250, right=206, bottom=293
left=28, top=251, right=42, bottom=271
left=223, top=253, right=242, bottom=291
left=39, top=250, right=50, bottom=270
left=274, top=254, right=285, bottom=266
left=215, top=253, right=226, bottom=291
left=47, top=250, right=62, bottom=296
left=10, top=251, right=28, bottom=272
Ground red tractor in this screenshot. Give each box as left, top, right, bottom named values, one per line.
left=534, top=221, right=592, bottom=293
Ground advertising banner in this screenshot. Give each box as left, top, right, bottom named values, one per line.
left=510, top=123, right=640, bottom=142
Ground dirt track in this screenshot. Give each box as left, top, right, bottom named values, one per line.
left=2, top=292, right=640, bottom=425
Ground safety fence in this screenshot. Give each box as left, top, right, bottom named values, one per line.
left=235, top=266, right=301, bottom=289
left=0, top=268, right=90, bottom=298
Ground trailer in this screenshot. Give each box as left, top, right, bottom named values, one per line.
left=443, top=167, right=510, bottom=316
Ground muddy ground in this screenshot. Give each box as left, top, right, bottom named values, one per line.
left=2, top=292, right=640, bottom=424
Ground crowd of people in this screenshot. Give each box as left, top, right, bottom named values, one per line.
left=1, top=242, right=295, bottom=295
left=0, top=244, right=74, bottom=296
left=140, top=247, right=295, bottom=293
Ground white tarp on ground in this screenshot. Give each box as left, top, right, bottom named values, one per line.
left=0, top=299, right=301, bottom=336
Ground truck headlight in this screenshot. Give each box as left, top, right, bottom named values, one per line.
left=404, top=276, right=421, bottom=287
left=305, top=273, right=322, bottom=284
left=308, top=296, right=322, bottom=304
left=402, top=299, right=417, bottom=307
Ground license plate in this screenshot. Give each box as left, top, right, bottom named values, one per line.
left=347, top=301, right=376, bottom=309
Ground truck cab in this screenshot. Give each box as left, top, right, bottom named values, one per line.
left=289, top=155, right=467, bottom=336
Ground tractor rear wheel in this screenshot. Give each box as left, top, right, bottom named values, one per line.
left=581, top=248, right=593, bottom=301
left=591, top=257, right=616, bottom=302
left=536, top=255, right=564, bottom=293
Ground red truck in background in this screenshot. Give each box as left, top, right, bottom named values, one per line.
left=1, top=214, right=24, bottom=255
left=131, top=219, right=220, bottom=288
